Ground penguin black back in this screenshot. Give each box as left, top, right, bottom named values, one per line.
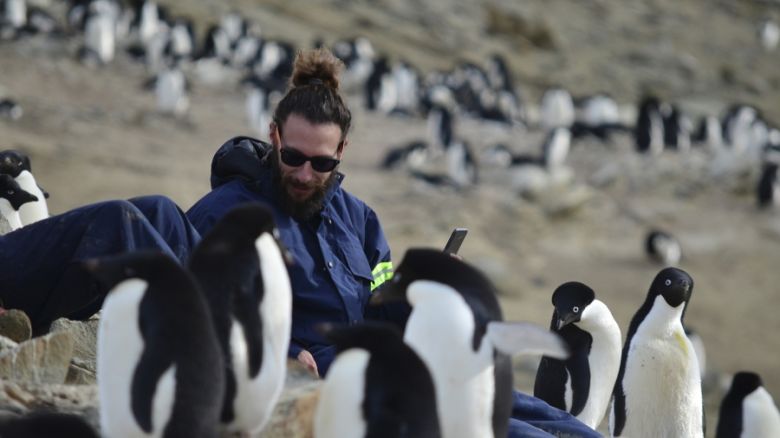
left=612, top=267, right=694, bottom=435
left=324, top=322, right=442, bottom=438
left=715, top=372, right=763, bottom=438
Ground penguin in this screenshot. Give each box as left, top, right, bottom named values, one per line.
left=0, top=411, right=99, bottom=438
left=380, top=140, right=429, bottom=171
left=314, top=322, right=441, bottom=438
left=716, top=371, right=780, bottom=438
left=644, top=229, right=682, bottom=266
left=539, top=87, right=575, bottom=130
left=155, top=62, right=189, bottom=117
left=85, top=251, right=225, bottom=438
left=635, top=96, right=665, bottom=155
left=0, top=98, right=23, bottom=120
left=757, top=162, right=780, bottom=209
left=533, top=281, right=622, bottom=429
left=0, top=173, right=38, bottom=232
left=80, top=5, right=116, bottom=66
left=610, top=267, right=703, bottom=438
left=0, top=149, right=49, bottom=225
left=188, top=202, right=292, bottom=436
left=540, top=127, right=572, bottom=170
left=370, top=248, right=568, bottom=438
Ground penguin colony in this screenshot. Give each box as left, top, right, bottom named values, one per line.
left=3, top=2, right=780, bottom=436
left=2, top=0, right=779, bottom=200
left=1, top=149, right=780, bottom=437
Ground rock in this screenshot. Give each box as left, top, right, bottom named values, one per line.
left=0, top=336, right=18, bottom=353
left=0, top=332, right=74, bottom=385
left=65, top=359, right=96, bottom=385
left=50, top=317, right=99, bottom=376
left=260, top=360, right=322, bottom=438
left=0, top=381, right=99, bottom=431
left=0, top=309, right=32, bottom=343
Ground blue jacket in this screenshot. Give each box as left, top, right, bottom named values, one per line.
left=186, top=137, right=407, bottom=375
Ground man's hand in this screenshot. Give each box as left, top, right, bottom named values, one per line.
left=297, top=349, right=319, bottom=377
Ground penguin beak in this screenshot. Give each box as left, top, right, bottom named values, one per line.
left=556, top=312, right=579, bottom=330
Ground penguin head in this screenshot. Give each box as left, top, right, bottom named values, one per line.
left=371, top=248, right=502, bottom=319
left=370, top=248, right=503, bottom=351
left=195, top=202, right=292, bottom=265
left=0, top=149, right=31, bottom=177
left=551, top=281, right=595, bottom=330
left=727, top=371, right=764, bottom=399
left=0, top=174, right=38, bottom=210
left=648, top=267, right=693, bottom=308
left=82, top=250, right=180, bottom=291
left=318, top=321, right=404, bottom=356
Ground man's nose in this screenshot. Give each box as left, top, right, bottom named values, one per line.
left=292, top=162, right=315, bottom=182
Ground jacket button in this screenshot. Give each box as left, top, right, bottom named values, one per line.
left=326, top=218, right=333, bottom=225
left=327, top=261, right=334, bottom=268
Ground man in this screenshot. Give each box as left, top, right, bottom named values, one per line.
left=187, top=48, right=406, bottom=376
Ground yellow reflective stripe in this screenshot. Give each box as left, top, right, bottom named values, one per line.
left=372, top=261, right=393, bottom=277
left=370, top=261, right=394, bottom=292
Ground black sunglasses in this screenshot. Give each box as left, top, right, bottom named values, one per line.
left=280, top=147, right=341, bottom=173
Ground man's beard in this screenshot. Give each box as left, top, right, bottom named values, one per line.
left=270, top=150, right=338, bottom=221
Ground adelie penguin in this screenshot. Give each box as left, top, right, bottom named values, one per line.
left=645, top=228, right=682, bottom=266
left=533, top=281, right=622, bottom=429
left=0, top=149, right=49, bottom=225
left=370, top=248, right=568, bottom=438
left=610, top=267, right=704, bottom=438
left=0, top=174, right=38, bottom=232
left=85, top=251, right=225, bottom=438
left=715, top=371, right=780, bottom=438
left=188, top=203, right=292, bottom=436
left=314, top=322, right=441, bottom=438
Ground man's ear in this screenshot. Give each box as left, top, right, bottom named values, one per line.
left=269, top=122, right=280, bottom=145
left=337, top=138, right=348, bottom=159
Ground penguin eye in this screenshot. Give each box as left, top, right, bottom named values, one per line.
left=665, top=279, right=671, bottom=286
left=6, top=190, right=13, bottom=195
left=124, top=267, right=135, bottom=277
left=573, top=306, right=579, bottom=313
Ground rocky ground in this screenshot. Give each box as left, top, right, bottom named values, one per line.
left=2, top=0, right=780, bottom=435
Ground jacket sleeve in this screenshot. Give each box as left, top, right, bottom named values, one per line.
left=363, top=207, right=411, bottom=327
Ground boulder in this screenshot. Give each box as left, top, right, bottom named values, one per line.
left=0, top=332, right=74, bottom=385
left=0, top=309, right=32, bottom=343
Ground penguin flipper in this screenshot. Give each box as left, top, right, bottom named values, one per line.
left=566, top=348, right=591, bottom=416
left=131, top=348, right=175, bottom=433
left=232, top=275, right=264, bottom=378
left=486, top=321, right=569, bottom=359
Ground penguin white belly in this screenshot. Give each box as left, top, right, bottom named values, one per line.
left=314, top=349, right=369, bottom=438
left=742, top=387, right=780, bottom=437
left=16, top=171, right=49, bottom=225
left=98, top=280, right=176, bottom=437
left=577, top=331, right=620, bottom=428
left=434, top=365, right=495, bottom=438
left=580, top=323, right=622, bottom=429
left=621, top=332, right=703, bottom=437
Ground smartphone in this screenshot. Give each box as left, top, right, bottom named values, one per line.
left=443, top=228, right=468, bottom=255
